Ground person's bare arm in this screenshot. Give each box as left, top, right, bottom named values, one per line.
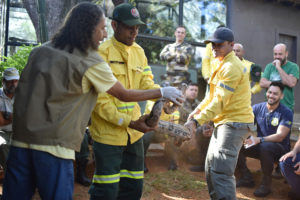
left=248, top=125, right=290, bottom=145
left=0, top=112, right=12, bottom=126
left=273, top=60, right=298, bottom=87
left=107, top=81, right=183, bottom=105
left=260, top=77, right=271, bottom=88
left=107, top=81, right=161, bottom=102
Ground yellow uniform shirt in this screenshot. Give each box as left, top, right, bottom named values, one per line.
left=195, top=51, right=254, bottom=126
left=90, top=37, right=160, bottom=146
left=12, top=62, right=117, bottom=159
left=201, top=43, right=219, bottom=80
left=241, top=59, right=262, bottom=94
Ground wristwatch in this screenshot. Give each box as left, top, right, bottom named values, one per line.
left=260, top=137, right=265, bottom=143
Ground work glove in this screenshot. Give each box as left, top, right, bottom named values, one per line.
left=160, top=86, right=184, bottom=106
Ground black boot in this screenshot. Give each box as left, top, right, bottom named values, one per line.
left=76, top=158, right=92, bottom=186
left=253, top=175, right=272, bottom=197
left=168, top=160, right=178, bottom=171
left=144, top=161, right=149, bottom=173
left=236, top=166, right=255, bottom=188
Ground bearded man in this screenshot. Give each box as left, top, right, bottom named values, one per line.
left=260, top=43, right=299, bottom=111
left=236, top=81, right=293, bottom=197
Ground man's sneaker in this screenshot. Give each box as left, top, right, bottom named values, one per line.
left=253, top=184, right=271, bottom=197
left=236, top=178, right=255, bottom=188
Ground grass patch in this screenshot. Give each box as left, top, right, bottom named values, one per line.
left=143, top=170, right=207, bottom=197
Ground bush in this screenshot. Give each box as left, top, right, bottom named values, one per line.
left=0, top=45, right=37, bottom=86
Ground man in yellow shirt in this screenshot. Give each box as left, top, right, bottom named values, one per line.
left=89, top=3, right=183, bottom=200
left=186, top=27, right=254, bottom=200
left=233, top=43, right=262, bottom=94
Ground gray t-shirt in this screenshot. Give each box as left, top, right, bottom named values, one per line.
left=0, top=88, right=14, bottom=131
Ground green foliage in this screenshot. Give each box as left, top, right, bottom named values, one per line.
left=0, top=45, right=37, bottom=85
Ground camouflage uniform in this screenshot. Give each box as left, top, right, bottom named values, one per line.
left=179, top=98, right=211, bottom=167
left=160, top=42, right=194, bottom=86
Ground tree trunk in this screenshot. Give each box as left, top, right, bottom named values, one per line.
left=23, top=0, right=93, bottom=43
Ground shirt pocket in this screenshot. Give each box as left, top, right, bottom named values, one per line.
left=110, top=62, right=126, bottom=84
left=131, top=66, right=143, bottom=89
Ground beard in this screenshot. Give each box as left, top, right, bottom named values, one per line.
left=279, top=57, right=287, bottom=66
left=3, top=84, right=16, bottom=95
left=267, top=98, right=280, bottom=106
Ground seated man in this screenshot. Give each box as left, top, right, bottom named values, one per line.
left=280, top=136, right=300, bottom=200
left=178, top=83, right=212, bottom=172
left=236, top=81, right=293, bottom=197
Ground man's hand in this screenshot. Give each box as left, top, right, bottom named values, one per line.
left=160, top=87, right=184, bottom=106
left=187, top=109, right=201, bottom=121
left=129, top=115, right=156, bottom=133
left=280, top=150, right=297, bottom=162
left=294, top=162, right=300, bottom=175
left=273, top=59, right=281, bottom=70
left=184, top=120, right=197, bottom=136
left=202, top=122, right=214, bottom=137
left=244, top=136, right=260, bottom=146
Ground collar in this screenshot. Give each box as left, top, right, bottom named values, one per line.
left=111, top=36, right=138, bottom=52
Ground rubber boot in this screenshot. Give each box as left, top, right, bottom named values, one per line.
left=76, top=158, right=91, bottom=186
left=254, top=175, right=272, bottom=197
left=236, top=165, right=255, bottom=188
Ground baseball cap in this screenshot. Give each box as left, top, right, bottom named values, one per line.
left=3, top=67, right=20, bottom=80
left=112, top=3, right=145, bottom=26
left=204, top=27, right=234, bottom=44
left=250, top=64, right=262, bottom=82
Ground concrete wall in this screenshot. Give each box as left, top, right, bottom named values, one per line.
left=228, top=0, right=300, bottom=111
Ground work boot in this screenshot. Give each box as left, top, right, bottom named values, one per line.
left=189, top=165, right=204, bottom=172
left=144, top=161, right=149, bottom=173
left=76, top=158, right=91, bottom=186
left=253, top=175, right=272, bottom=197
left=236, top=167, right=255, bottom=188
left=168, top=160, right=178, bottom=171
left=272, top=165, right=283, bottom=179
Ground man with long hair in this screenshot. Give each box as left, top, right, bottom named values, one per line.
left=2, top=2, right=182, bottom=199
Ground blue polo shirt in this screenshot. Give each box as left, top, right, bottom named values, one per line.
left=253, top=102, right=293, bottom=151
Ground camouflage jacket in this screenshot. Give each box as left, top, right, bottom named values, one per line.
left=178, top=98, right=200, bottom=125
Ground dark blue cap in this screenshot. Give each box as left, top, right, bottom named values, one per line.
left=204, top=27, right=234, bottom=44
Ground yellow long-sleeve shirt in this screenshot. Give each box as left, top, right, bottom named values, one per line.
left=195, top=51, right=254, bottom=126
left=241, top=59, right=262, bottom=94
left=201, top=43, right=219, bottom=80
left=90, top=37, right=160, bottom=146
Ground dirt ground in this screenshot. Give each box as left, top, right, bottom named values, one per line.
left=75, top=154, right=290, bottom=200
left=0, top=153, right=292, bottom=200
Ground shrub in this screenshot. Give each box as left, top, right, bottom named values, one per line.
left=0, top=45, right=37, bottom=86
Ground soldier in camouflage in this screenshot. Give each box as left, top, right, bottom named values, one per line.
left=160, top=26, right=194, bottom=86
left=179, top=83, right=212, bottom=172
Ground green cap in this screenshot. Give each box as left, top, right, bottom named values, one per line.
left=250, top=64, right=262, bottom=82
left=112, top=3, right=145, bottom=26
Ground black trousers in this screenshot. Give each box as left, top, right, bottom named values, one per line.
left=237, top=141, right=288, bottom=176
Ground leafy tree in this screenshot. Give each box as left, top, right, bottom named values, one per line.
left=0, top=45, right=37, bottom=85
